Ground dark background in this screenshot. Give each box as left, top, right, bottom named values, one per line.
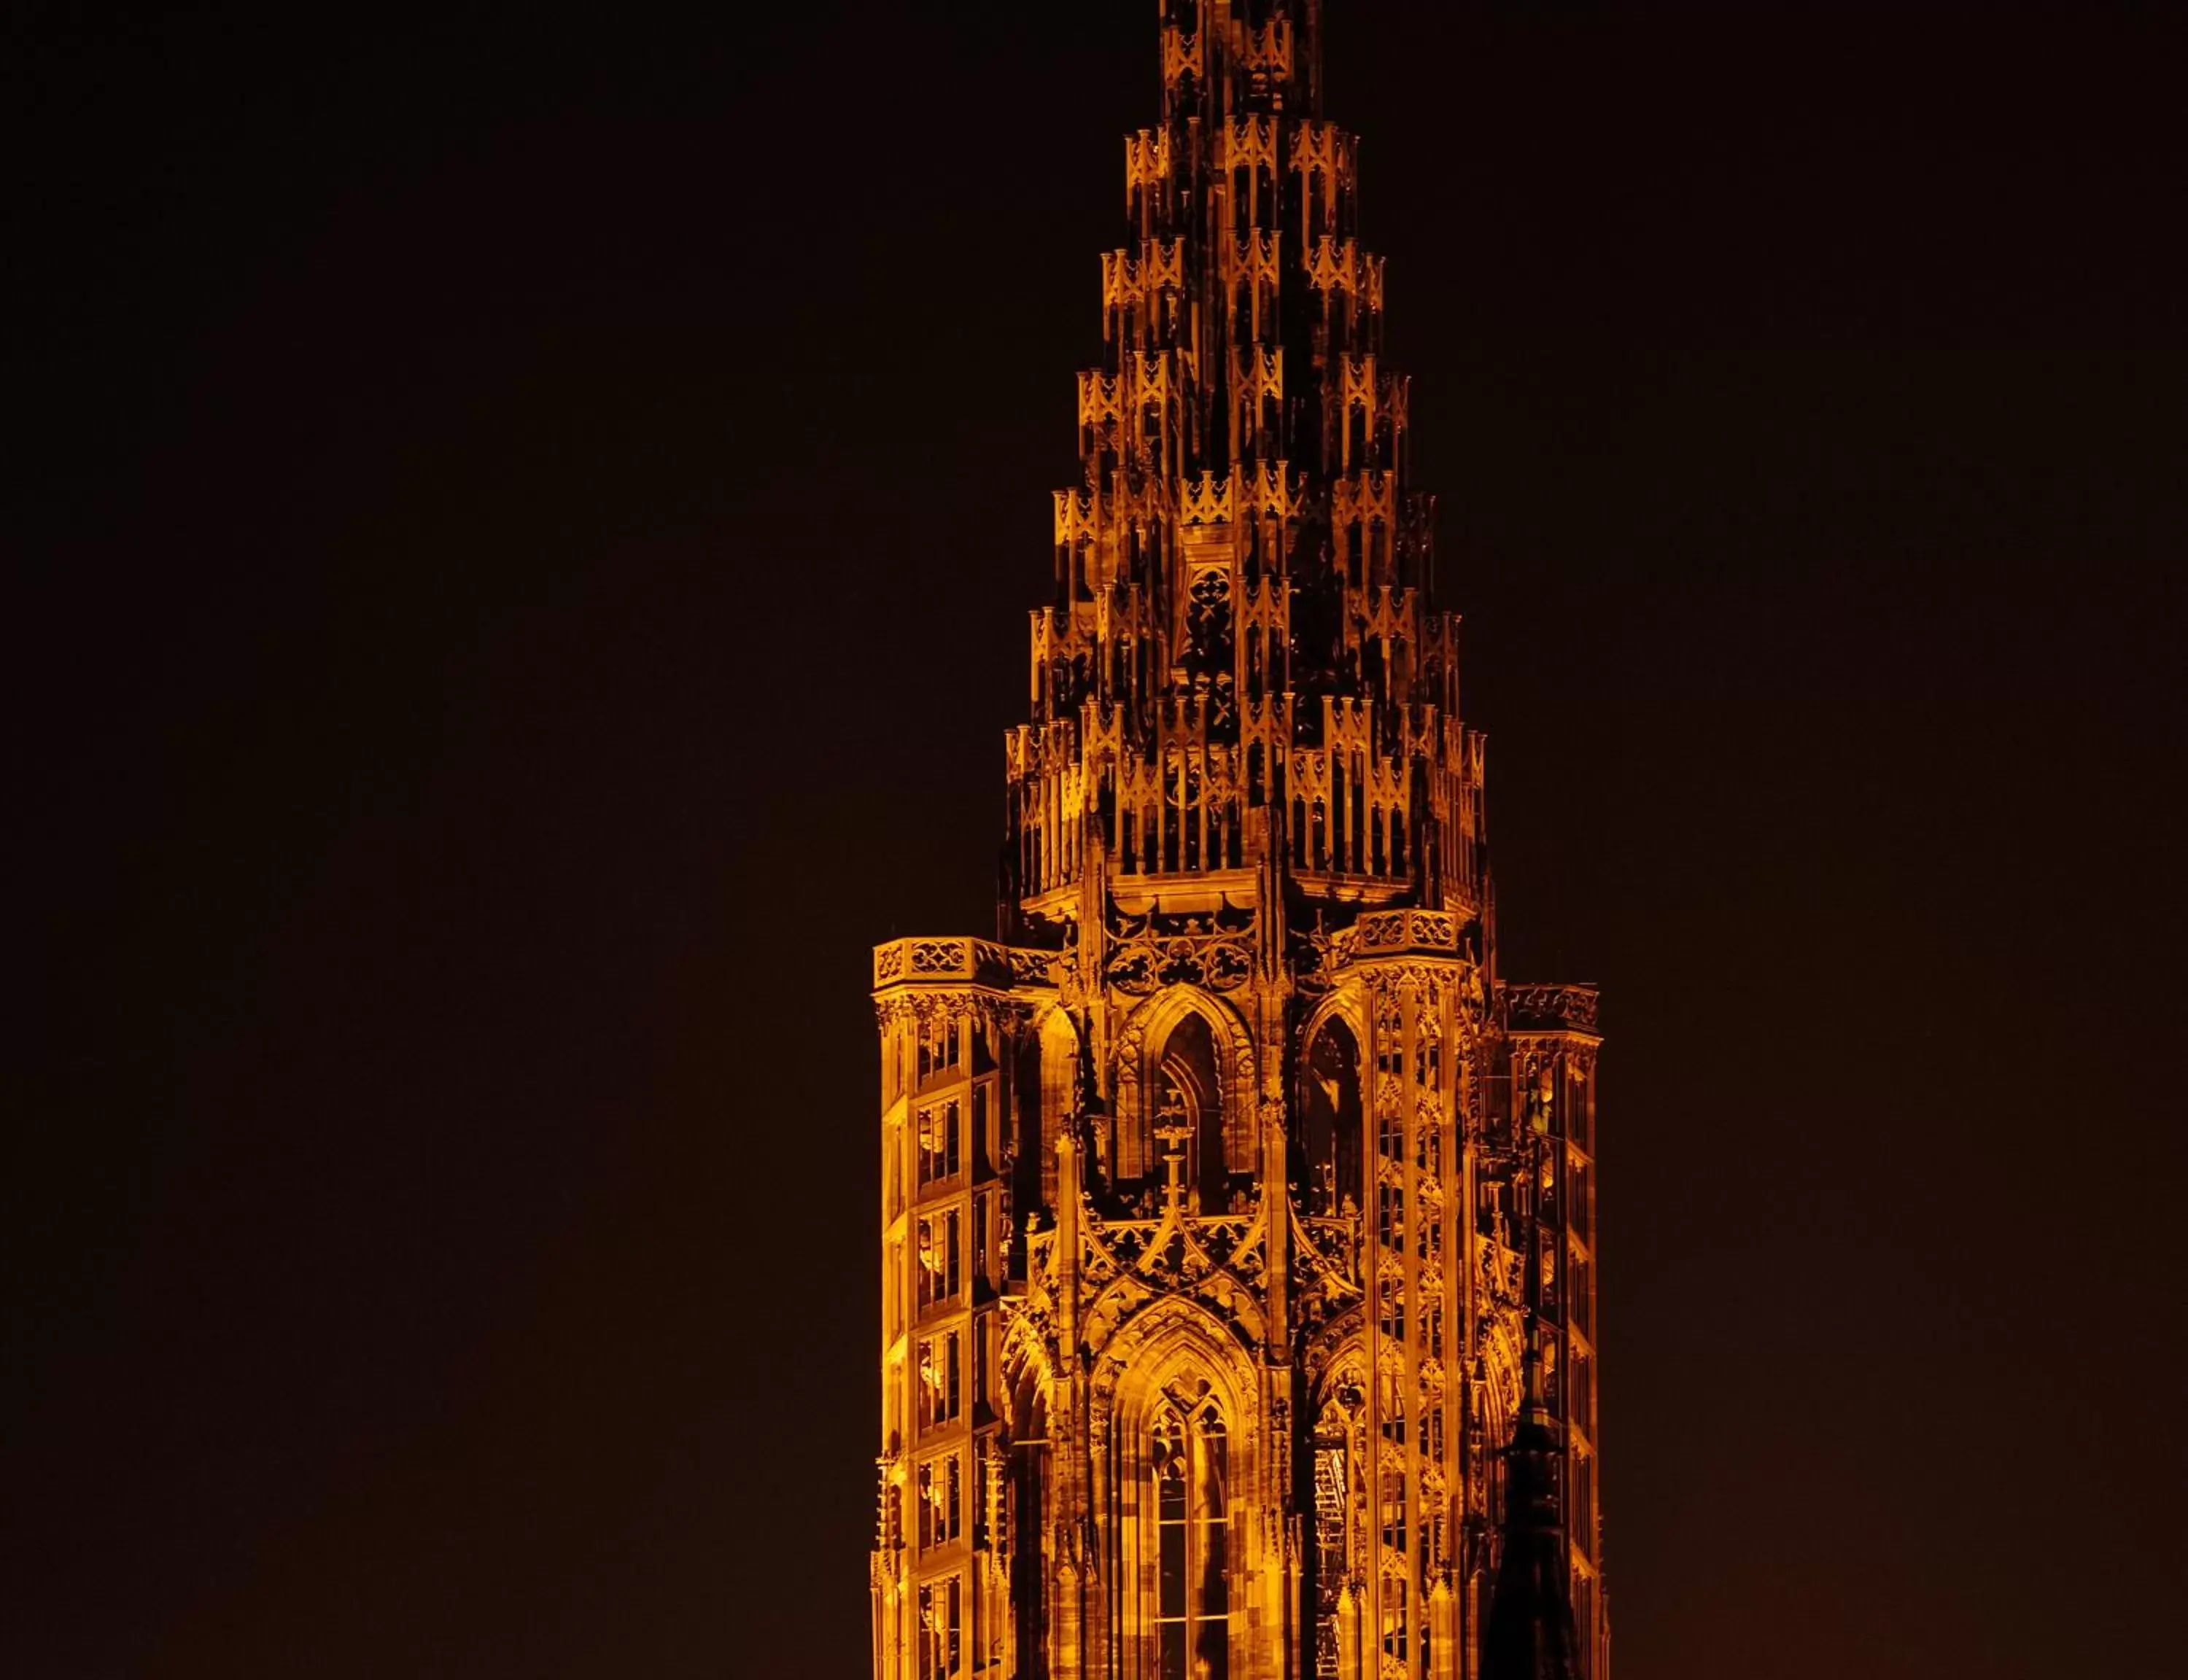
left=10, top=2, right=2184, bottom=1676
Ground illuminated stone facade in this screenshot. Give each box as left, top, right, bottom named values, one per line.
left=872, top=8, right=1605, bottom=1680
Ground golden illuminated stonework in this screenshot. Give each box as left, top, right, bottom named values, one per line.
left=871, top=8, right=1604, bottom=1679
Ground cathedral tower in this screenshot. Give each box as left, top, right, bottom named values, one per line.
left=870, top=7, right=1605, bottom=1679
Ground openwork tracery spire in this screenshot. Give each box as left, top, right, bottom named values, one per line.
left=871, top=9, right=1608, bottom=1680
left=1014, top=0, right=1478, bottom=923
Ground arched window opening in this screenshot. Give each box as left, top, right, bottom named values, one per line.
left=1155, top=1412, right=1188, bottom=1676
left=1038, top=1011, right=1077, bottom=1212
left=1301, top=1019, right=1362, bottom=1216
left=1011, top=1376, right=1051, bottom=1680
left=1152, top=1396, right=1231, bottom=1680
left=1154, top=1011, right=1229, bottom=1213
left=1308, top=1380, right=1362, bottom=1680
left=1193, top=1409, right=1230, bottom=1680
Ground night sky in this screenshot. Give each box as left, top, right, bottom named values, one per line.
left=12, top=4, right=2185, bottom=1676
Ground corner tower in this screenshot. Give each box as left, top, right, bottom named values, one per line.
left=870, top=8, right=1605, bottom=1679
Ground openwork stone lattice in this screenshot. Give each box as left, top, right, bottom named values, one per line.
left=869, top=9, right=1607, bottom=1680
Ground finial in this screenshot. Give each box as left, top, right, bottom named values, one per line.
left=1155, top=1086, right=1194, bottom=1215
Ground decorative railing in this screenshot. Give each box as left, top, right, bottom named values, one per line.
left=872, top=938, right=1060, bottom=991
left=1025, top=1199, right=1359, bottom=1295
left=1103, top=911, right=1257, bottom=996
left=1501, top=981, right=1601, bottom=1034
left=1327, top=909, right=1464, bottom=967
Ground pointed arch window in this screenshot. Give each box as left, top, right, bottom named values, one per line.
left=1140, top=1008, right=1233, bottom=1212
left=1310, top=1376, right=1365, bottom=1680
left=1300, top=1018, right=1362, bottom=1216
left=1039, top=1009, right=1077, bottom=1210
left=1152, top=1396, right=1230, bottom=1680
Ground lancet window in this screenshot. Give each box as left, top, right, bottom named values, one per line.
left=1131, top=1008, right=1233, bottom=1212
left=918, top=1099, right=961, bottom=1186
left=1301, top=1018, right=1362, bottom=1216
left=917, top=1210, right=961, bottom=1313
left=917, top=1451, right=963, bottom=1553
left=917, top=1575, right=962, bottom=1680
left=1309, top=1373, right=1366, bottom=1680
left=1039, top=1011, right=1075, bottom=1206
left=1009, top=1376, right=1050, bottom=1672
left=918, top=1017, right=962, bottom=1084
left=1150, top=1396, right=1230, bottom=1680
left=917, top=1331, right=961, bottom=1434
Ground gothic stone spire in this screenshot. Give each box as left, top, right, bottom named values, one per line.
left=872, top=8, right=1610, bottom=1679
left=1016, top=0, right=1475, bottom=918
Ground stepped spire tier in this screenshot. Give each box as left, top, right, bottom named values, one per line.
left=870, top=9, right=1609, bottom=1680
left=1015, top=0, right=1471, bottom=927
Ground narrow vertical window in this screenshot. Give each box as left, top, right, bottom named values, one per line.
left=918, top=1452, right=963, bottom=1552
left=1302, top=1019, right=1362, bottom=1217
left=918, top=1576, right=962, bottom=1680
left=970, top=1321, right=985, bottom=1419
left=888, top=1120, right=904, bottom=1220
left=918, top=1214, right=956, bottom=1313
left=1155, top=1415, right=1189, bottom=1680
left=1381, top=1573, right=1407, bottom=1662
left=971, top=1194, right=988, bottom=1291
left=1152, top=1398, right=1231, bottom=1680
left=918, top=1334, right=961, bottom=1434
left=912, top=1098, right=962, bottom=1188
left=1038, top=1009, right=1076, bottom=1210
left=1195, top=1410, right=1230, bottom=1680
left=1153, top=1009, right=1225, bottom=1210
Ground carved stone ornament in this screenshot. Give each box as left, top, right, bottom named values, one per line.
left=866, top=11, right=1610, bottom=1676
left=1103, top=906, right=1257, bottom=995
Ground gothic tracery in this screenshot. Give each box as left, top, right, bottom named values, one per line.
left=871, top=8, right=1604, bottom=1679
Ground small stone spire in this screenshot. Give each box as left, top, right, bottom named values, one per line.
left=1481, top=1321, right=1585, bottom=1680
